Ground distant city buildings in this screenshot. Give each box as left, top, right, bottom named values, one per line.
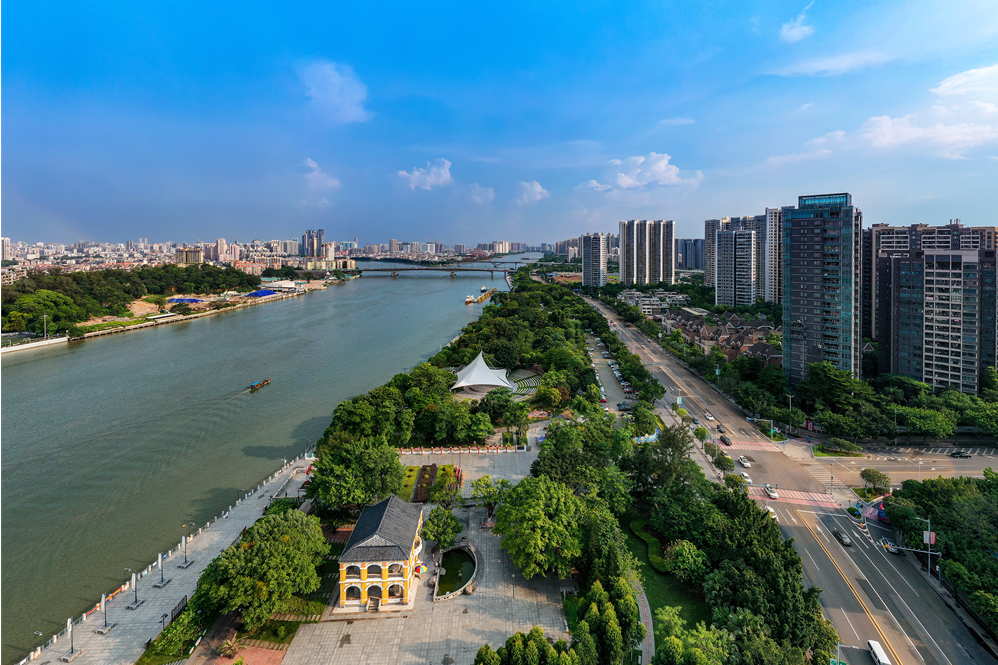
left=782, top=193, right=862, bottom=384
left=579, top=233, right=608, bottom=287
left=175, top=247, right=205, bottom=265
left=704, top=210, right=782, bottom=305
left=300, top=229, right=325, bottom=257
left=715, top=229, right=756, bottom=306
left=618, top=219, right=675, bottom=286
left=675, top=238, right=705, bottom=270
left=1, top=237, right=11, bottom=262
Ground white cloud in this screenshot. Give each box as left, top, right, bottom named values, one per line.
left=765, top=149, right=832, bottom=168
left=806, top=130, right=845, bottom=146
left=854, top=64, right=998, bottom=157
left=580, top=152, right=701, bottom=193
left=299, top=60, right=372, bottom=123
left=861, top=115, right=998, bottom=156
left=469, top=183, right=495, bottom=205
left=576, top=179, right=612, bottom=192
left=515, top=181, right=550, bottom=206
left=397, top=159, right=453, bottom=191
left=931, top=64, right=998, bottom=101
left=303, top=158, right=341, bottom=192
left=780, top=2, right=815, bottom=43
left=775, top=51, right=890, bottom=76
left=656, top=117, right=696, bottom=127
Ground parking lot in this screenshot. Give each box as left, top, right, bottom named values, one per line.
left=584, top=331, right=635, bottom=418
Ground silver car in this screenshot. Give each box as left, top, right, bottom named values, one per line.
left=738, top=456, right=751, bottom=468
left=740, top=472, right=752, bottom=484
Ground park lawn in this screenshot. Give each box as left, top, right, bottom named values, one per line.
left=852, top=487, right=880, bottom=500
left=563, top=593, right=583, bottom=632
left=621, top=515, right=711, bottom=630
left=400, top=465, right=420, bottom=501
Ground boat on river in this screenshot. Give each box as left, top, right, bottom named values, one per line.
left=465, top=295, right=475, bottom=304
left=480, top=285, right=489, bottom=292
left=249, top=378, right=271, bottom=391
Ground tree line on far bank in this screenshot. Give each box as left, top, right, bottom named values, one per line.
left=1, top=264, right=261, bottom=335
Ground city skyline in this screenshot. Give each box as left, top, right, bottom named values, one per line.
left=3, top=2, right=997, bottom=244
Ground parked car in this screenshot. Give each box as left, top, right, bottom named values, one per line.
left=738, top=456, right=751, bottom=468
left=764, top=484, right=778, bottom=499
left=950, top=451, right=972, bottom=458
left=704, top=411, right=715, bottom=421
left=833, top=529, right=852, bottom=546
left=716, top=424, right=726, bottom=433
left=879, top=537, right=900, bottom=554
left=719, top=435, right=732, bottom=446
left=740, top=472, right=752, bottom=484
left=599, top=396, right=607, bottom=403
left=623, top=387, right=634, bottom=393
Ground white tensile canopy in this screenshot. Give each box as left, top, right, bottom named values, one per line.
left=451, top=351, right=516, bottom=391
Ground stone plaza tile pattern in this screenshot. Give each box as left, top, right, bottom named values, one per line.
left=26, top=456, right=313, bottom=665
left=283, top=448, right=574, bottom=665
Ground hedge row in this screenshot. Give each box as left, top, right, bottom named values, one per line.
left=629, top=518, right=668, bottom=573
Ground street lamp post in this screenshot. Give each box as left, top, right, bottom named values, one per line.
left=125, top=567, right=138, bottom=604
left=912, top=515, right=942, bottom=586
left=182, top=522, right=194, bottom=564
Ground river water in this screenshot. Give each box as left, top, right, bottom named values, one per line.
left=0, top=257, right=532, bottom=663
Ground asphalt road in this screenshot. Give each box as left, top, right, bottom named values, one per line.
left=584, top=296, right=997, bottom=665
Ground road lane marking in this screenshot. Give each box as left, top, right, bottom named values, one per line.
left=796, top=510, right=906, bottom=665
left=804, top=549, right=821, bottom=571
left=838, top=606, right=862, bottom=642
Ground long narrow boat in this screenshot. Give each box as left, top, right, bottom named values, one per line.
left=250, top=378, right=271, bottom=391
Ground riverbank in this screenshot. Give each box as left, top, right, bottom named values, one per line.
left=0, top=277, right=354, bottom=354
left=1, top=262, right=529, bottom=665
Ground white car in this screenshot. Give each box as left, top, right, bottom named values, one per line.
left=704, top=412, right=715, bottom=421
left=741, top=472, right=752, bottom=484
left=738, top=456, right=751, bottom=468
left=766, top=506, right=778, bottom=521
left=764, top=484, right=778, bottom=499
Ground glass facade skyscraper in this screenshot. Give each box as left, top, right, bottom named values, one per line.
left=782, top=193, right=862, bottom=383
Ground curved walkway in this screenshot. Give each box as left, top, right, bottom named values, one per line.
left=636, top=585, right=656, bottom=663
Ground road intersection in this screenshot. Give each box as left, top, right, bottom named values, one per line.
left=585, top=296, right=996, bottom=665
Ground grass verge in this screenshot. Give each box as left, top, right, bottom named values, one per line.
left=622, top=515, right=711, bottom=629
left=237, top=619, right=304, bottom=645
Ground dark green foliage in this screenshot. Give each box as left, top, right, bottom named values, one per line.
left=422, top=505, right=463, bottom=548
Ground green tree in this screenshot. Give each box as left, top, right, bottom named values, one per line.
left=600, top=602, right=625, bottom=664
left=663, top=540, right=708, bottom=587
left=307, top=435, right=405, bottom=508
left=429, top=465, right=463, bottom=509
left=859, top=468, right=891, bottom=494
left=895, top=405, right=957, bottom=441
left=493, top=475, right=583, bottom=579
left=476, top=388, right=516, bottom=426
left=600, top=465, right=634, bottom=516
left=468, top=412, right=495, bottom=442
left=422, top=505, right=463, bottom=548
left=715, top=454, right=735, bottom=472
left=610, top=577, right=646, bottom=649
left=571, top=620, right=599, bottom=665
left=201, top=510, right=329, bottom=630
left=471, top=474, right=512, bottom=519
left=693, top=427, right=708, bottom=443
left=474, top=644, right=502, bottom=665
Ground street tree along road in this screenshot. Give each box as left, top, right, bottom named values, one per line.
left=583, top=296, right=994, bottom=665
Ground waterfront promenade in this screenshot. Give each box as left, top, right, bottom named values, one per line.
left=23, top=455, right=313, bottom=665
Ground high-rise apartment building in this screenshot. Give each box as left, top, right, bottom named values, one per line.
left=705, top=211, right=782, bottom=303
left=579, top=233, right=609, bottom=287
left=782, top=193, right=862, bottom=384
left=301, top=229, right=325, bottom=257
left=862, top=221, right=998, bottom=340
left=389, top=239, right=399, bottom=253
left=175, top=247, right=205, bottom=264
left=1, top=237, right=11, bottom=262
left=878, top=249, right=997, bottom=394
left=619, top=220, right=675, bottom=285
left=453, top=244, right=466, bottom=254
left=675, top=238, right=706, bottom=270
left=715, top=230, right=756, bottom=306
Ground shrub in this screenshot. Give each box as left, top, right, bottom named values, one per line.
left=629, top=519, right=668, bottom=573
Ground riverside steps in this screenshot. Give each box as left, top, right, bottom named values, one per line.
left=22, top=453, right=314, bottom=665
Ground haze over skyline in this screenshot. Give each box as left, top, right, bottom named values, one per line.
left=3, top=1, right=997, bottom=245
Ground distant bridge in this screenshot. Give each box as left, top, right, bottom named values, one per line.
left=350, top=266, right=515, bottom=277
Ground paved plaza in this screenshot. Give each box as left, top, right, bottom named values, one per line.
left=284, top=448, right=574, bottom=665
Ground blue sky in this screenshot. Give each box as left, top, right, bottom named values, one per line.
left=3, top=0, right=997, bottom=245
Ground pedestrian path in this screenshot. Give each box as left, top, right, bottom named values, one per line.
left=747, top=487, right=838, bottom=509
left=881, top=446, right=996, bottom=456
left=726, top=439, right=781, bottom=452
left=24, top=454, right=314, bottom=665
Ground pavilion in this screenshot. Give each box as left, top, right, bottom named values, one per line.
left=451, top=351, right=516, bottom=391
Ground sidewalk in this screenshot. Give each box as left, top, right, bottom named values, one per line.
left=26, top=455, right=314, bottom=665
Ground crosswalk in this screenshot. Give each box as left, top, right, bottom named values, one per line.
left=747, top=486, right=839, bottom=508
left=882, top=446, right=996, bottom=456
left=725, top=440, right=781, bottom=452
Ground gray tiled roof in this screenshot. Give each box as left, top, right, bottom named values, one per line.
left=340, top=495, right=422, bottom=563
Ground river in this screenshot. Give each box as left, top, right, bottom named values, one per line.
left=0, top=256, right=533, bottom=664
